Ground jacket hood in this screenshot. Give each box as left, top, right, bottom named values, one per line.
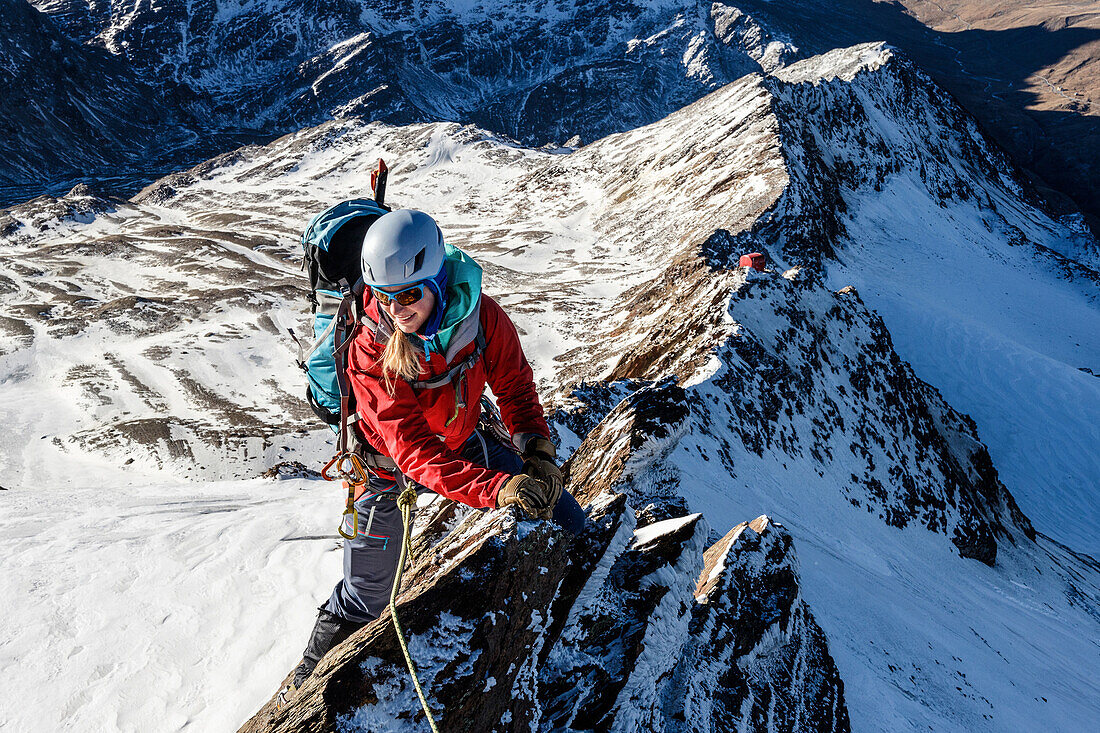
left=427, top=244, right=482, bottom=356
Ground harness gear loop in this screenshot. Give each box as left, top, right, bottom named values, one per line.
left=390, top=485, right=442, bottom=733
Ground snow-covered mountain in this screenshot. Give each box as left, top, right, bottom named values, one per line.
left=13, top=0, right=798, bottom=200
left=2, top=8, right=1099, bottom=733
left=759, top=45, right=1100, bottom=558
left=32, top=0, right=794, bottom=138
left=0, top=1, right=196, bottom=204
left=728, top=0, right=1100, bottom=231
left=18, top=0, right=1099, bottom=224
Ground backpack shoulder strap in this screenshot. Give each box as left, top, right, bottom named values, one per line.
left=335, top=283, right=399, bottom=470
left=409, top=322, right=486, bottom=390
left=331, top=289, right=361, bottom=458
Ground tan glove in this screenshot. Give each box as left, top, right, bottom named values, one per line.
left=496, top=474, right=553, bottom=519
left=522, top=436, right=563, bottom=512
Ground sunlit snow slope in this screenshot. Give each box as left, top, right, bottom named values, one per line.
left=761, top=46, right=1100, bottom=556
left=0, top=479, right=341, bottom=732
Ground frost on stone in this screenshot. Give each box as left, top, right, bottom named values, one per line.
left=687, top=516, right=849, bottom=732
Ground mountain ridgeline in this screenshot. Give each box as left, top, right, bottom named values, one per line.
left=30, top=0, right=795, bottom=138
left=10, top=0, right=797, bottom=200
left=1, top=43, right=1050, bottom=564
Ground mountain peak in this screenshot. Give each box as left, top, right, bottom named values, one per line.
left=774, top=40, right=894, bottom=84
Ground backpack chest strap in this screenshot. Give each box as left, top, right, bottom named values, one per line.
left=361, top=304, right=487, bottom=392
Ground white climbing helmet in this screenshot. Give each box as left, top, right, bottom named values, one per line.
left=359, top=209, right=445, bottom=287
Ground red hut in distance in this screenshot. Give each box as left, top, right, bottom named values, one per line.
left=738, top=252, right=767, bottom=272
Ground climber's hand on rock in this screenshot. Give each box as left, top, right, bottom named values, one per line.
left=496, top=474, right=553, bottom=518
left=522, top=436, right=563, bottom=510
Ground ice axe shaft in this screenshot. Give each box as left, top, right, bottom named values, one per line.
left=371, top=158, right=388, bottom=206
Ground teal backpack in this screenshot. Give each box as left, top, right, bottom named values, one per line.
left=294, top=161, right=389, bottom=431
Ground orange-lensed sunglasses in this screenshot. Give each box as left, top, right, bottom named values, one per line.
left=371, top=283, right=426, bottom=307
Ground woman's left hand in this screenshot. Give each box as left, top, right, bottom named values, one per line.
left=497, top=474, right=554, bottom=518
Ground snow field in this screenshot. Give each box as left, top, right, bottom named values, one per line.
left=0, top=479, right=342, bottom=732
left=829, top=174, right=1100, bottom=557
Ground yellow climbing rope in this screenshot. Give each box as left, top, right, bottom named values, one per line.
left=390, top=485, right=442, bottom=733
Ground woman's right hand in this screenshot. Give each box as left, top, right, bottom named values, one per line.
left=496, top=474, right=554, bottom=519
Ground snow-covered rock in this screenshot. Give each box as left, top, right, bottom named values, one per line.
left=750, top=42, right=1100, bottom=556
left=688, top=515, right=849, bottom=732
left=239, top=488, right=848, bottom=732
left=33, top=0, right=795, bottom=141
left=561, top=258, right=1038, bottom=566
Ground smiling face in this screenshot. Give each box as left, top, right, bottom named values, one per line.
left=378, top=283, right=436, bottom=334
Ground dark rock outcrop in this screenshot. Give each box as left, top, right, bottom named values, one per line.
left=240, top=495, right=847, bottom=732
left=687, top=515, right=850, bottom=732
left=0, top=1, right=192, bottom=204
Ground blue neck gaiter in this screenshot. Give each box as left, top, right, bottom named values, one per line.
left=418, top=265, right=449, bottom=339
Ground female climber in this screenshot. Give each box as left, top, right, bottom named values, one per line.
left=280, top=209, right=585, bottom=704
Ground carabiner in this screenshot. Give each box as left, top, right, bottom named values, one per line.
left=326, top=454, right=368, bottom=541
left=338, top=453, right=369, bottom=484
left=321, top=452, right=369, bottom=484
left=338, top=504, right=358, bottom=540
left=321, top=454, right=342, bottom=482
left=337, top=480, right=359, bottom=540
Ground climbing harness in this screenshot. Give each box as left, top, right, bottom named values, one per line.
left=391, top=484, right=442, bottom=733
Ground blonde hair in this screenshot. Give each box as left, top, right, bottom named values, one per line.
left=380, top=329, right=422, bottom=393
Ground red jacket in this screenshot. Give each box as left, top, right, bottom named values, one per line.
left=346, top=292, right=549, bottom=508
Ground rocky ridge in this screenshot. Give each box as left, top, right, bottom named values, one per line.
left=561, top=265, right=1035, bottom=566
left=756, top=44, right=1098, bottom=273
left=240, top=477, right=849, bottom=732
